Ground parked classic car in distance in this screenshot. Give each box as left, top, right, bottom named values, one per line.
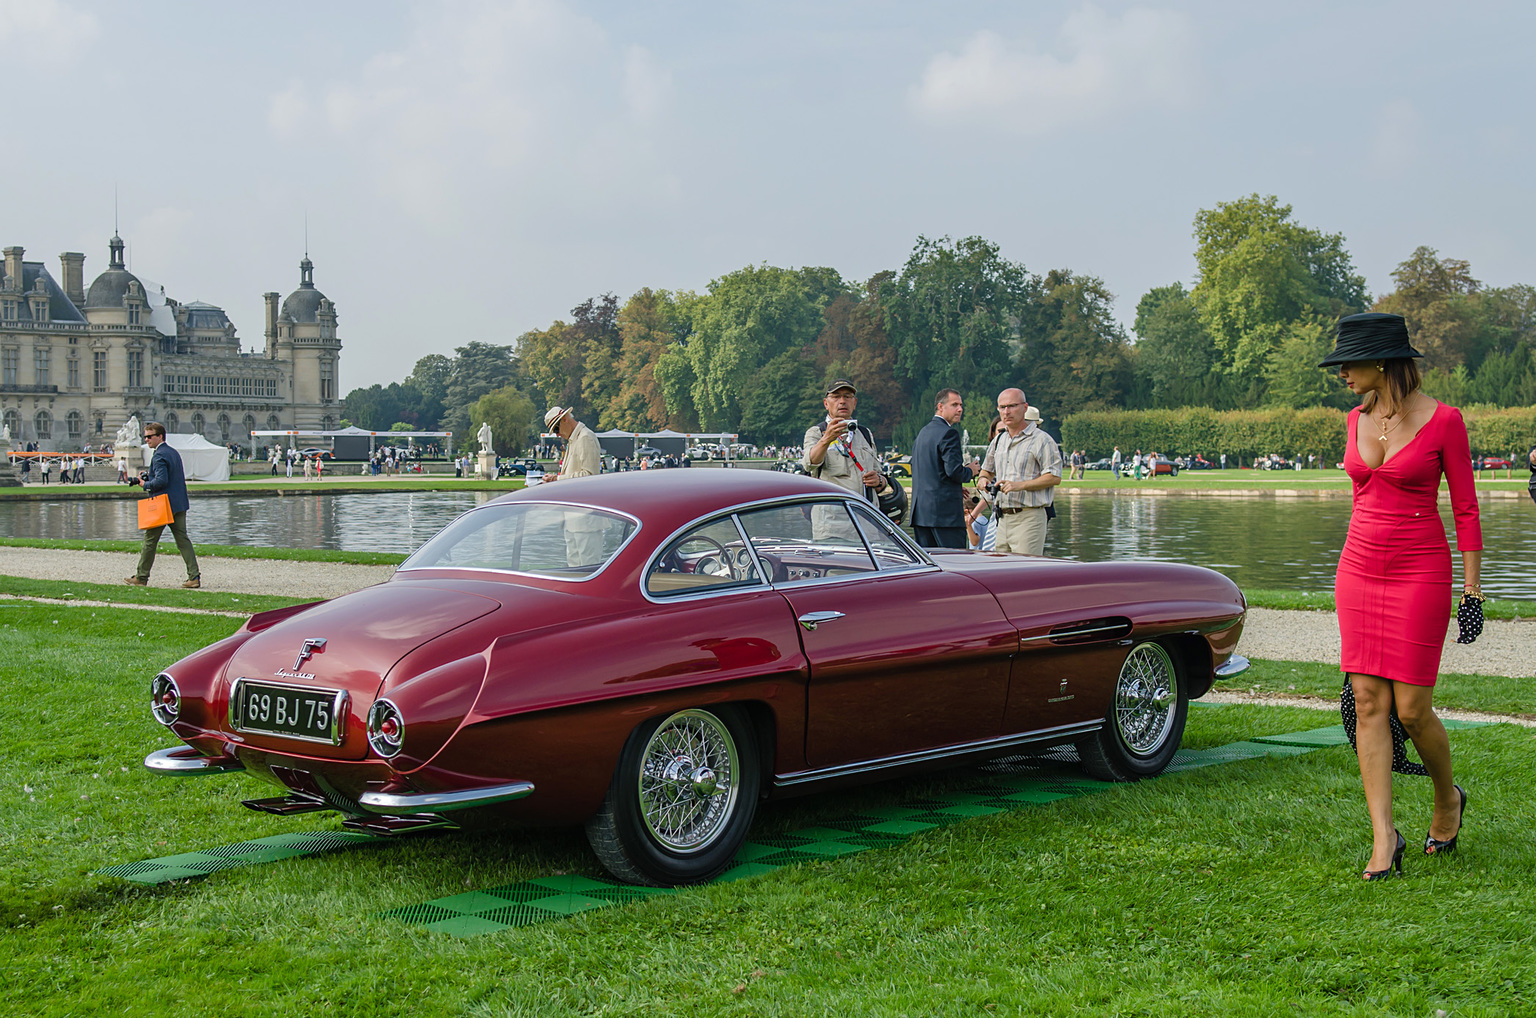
left=143, top=471, right=1249, bottom=886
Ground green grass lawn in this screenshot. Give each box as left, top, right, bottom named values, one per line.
left=4, top=603, right=1535, bottom=1016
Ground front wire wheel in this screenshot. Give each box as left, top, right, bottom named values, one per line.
left=1079, top=640, right=1187, bottom=781
left=587, top=705, right=760, bottom=886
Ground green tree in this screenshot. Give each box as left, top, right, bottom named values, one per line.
left=342, top=384, right=398, bottom=431
left=808, top=281, right=905, bottom=443
left=680, top=265, right=846, bottom=432
left=737, top=347, right=818, bottom=443
left=1466, top=346, right=1536, bottom=406
left=406, top=355, right=452, bottom=429
left=569, top=295, right=623, bottom=429
left=881, top=236, right=1033, bottom=440
left=1130, top=283, right=1230, bottom=409
left=469, top=385, right=537, bottom=456
left=610, top=288, right=688, bottom=431
left=1372, top=246, right=1482, bottom=371
left=1190, top=194, right=1367, bottom=382
left=1016, top=268, right=1133, bottom=419
left=1262, top=315, right=1350, bottom=410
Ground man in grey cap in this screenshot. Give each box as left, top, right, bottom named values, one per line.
left=542, top=405, right=606, bottom=566
left=802, top=379, right=887, bottom=541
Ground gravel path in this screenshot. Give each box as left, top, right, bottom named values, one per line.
left=2, top=548, right=1531, bottom=679
left=0, top=546, right=394, bottom=600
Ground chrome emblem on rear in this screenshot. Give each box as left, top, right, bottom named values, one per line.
left=294, top=638, right=328, bottom=671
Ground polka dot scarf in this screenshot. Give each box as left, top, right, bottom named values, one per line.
left=1455, top=593, right=1485, bottom=645
left=1341, top=677, right=1428, bottom=777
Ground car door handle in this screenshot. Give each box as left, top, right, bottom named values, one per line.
left=797, top=610, right=846, bottom=631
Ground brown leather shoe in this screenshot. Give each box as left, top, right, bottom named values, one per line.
left=124, top=576, right=147, bottom=586
left=182, top=578, right=201, bottom=589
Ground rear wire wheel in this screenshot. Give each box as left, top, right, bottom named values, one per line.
left=586, top=705, right=759, bottom=886
left=1079, top=640, right=1187, bottom=781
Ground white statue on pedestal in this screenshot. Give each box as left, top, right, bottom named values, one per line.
left=477, top=421, right=494, bottom=454
left=115, top=415, right=142, bottom=448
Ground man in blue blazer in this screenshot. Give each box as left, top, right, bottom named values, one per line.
left=125, top=421, right=201, bottom=588
left=910, top=388, right=977, bottom=548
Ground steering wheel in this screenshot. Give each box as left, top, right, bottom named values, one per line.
left=689, top=536, right=738, bottom=579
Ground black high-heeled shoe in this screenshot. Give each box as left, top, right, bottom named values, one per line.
left=1425, top=784, right=1468, bottom=855
left=1363, top=828, right=1406, bottom=881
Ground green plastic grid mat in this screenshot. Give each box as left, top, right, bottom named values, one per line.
left=94, top=830, right=379, bottom=884
left=385, top=723, right=1434, bottom=938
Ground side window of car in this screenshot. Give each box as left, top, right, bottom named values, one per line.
left=848, top=502, right=925, bottom=571
left=737, top=502, right=877, bottom=584
left=646, top=517, right=762, bottom=597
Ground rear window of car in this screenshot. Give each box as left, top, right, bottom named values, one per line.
left=399, top=502, right=637, bottom=579
left=646, top=517, right=763, bottom=597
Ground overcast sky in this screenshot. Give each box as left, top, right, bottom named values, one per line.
left=9, top=0, right=1534, bottom=390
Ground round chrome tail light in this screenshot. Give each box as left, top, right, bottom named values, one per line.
left=151, top=673, right=181, bottom=726
left=367, top=698, right=404, bottom=759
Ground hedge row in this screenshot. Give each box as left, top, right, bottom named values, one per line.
left=1060, top=405, right=1536, bottom=462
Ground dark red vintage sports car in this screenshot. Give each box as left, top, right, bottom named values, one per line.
left=144, top=471, right=1250, bottom=885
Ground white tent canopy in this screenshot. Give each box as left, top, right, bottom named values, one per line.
left=146, top=433, right=231, bottom=482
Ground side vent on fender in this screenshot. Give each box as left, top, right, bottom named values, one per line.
left=1047, top=617, right=1133, bottom=646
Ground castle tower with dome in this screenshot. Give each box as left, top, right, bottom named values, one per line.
left=0, top=235, right=342, bottom=451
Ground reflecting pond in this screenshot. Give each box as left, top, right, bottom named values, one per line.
left=1, top=489, right=1533, bottom=599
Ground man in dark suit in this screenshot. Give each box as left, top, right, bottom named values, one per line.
left=910, top=388, right=977, bottom=548
left=125, top=421, right=201, bottom=588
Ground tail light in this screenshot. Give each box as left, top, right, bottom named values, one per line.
left=367, top=698, right=405, bottom=759
left=151, top=673, right=181, bottom=726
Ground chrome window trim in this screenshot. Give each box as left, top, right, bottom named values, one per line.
left=845, top=500, right=928, bottom=574
left=638, top=493, right=938, bottom=605
left=641, top=508, right=774, bottom=605
left=395, top=499, right=642, bottom=584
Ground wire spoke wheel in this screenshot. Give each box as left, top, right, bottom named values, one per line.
left=1079, top=640, right=1187, bottom=782
left=588, top=704, right=760, bottom=885
left=1113, top=642, right=1178, bottom=756
left=637, top=709, right=740, bottom=853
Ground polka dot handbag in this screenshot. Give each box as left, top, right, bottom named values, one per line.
left=1455, top=593, right=1485, bottom=645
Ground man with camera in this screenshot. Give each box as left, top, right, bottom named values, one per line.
left=977, top=388, right=1060, bottom=556
left=124, top=421, right=201, bottom=588
left=803, top=379, right=886, bottom=541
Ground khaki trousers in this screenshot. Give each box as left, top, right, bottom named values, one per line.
left=994, top=506, right=1049, bottom=556
left=136, top=510, right=201, bottom=581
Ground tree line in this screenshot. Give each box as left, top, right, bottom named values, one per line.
left=343, top=194, right=1536, bottom=454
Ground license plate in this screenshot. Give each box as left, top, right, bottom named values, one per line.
left=230, top=678, right=349, bottom=745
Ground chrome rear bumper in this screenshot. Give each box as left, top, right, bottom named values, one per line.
left=357, top=780, right=535, bottom=814
left=144, top=746, right=246, bottom=775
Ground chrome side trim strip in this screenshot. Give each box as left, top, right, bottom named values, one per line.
left=357, top=780, right=536, bottom=814
left=773, top=721, right=1102, bottom=788
left=1020, top=624, right=1130, bottom=644
left=143, top=746, right=246, bottom=775
left=1214, top=653, right=1251, bottom=678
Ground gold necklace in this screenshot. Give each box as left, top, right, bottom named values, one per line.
left=1374, top=410, right=1401, bottom=443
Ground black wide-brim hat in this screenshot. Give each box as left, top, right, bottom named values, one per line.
left=1318, top=312, right=1424, bottom=367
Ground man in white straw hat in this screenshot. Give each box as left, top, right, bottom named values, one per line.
left=541, top=405, right=607, bottom=566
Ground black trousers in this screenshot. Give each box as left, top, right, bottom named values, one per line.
left=913, top=525, right=967, bottom=549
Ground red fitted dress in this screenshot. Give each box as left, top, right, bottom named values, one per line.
left=1336, top=402, right=1483, bottom=686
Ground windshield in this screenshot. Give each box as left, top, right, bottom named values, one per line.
left=400, top=502, right=637, bottom=579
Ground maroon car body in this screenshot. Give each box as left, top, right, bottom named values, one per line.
left=145, top=470, right=1248, bottom=884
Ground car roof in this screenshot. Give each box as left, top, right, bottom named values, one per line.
left=490, top=469, right=853, bottom=537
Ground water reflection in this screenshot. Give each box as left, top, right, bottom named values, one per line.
left=1, top=490, right=1532, bottom=599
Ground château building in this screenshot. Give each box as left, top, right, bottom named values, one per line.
left=0, top=235, right=341, bottom=450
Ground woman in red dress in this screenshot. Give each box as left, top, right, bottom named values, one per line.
left=1322, top=313, right=1483, bottom=880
